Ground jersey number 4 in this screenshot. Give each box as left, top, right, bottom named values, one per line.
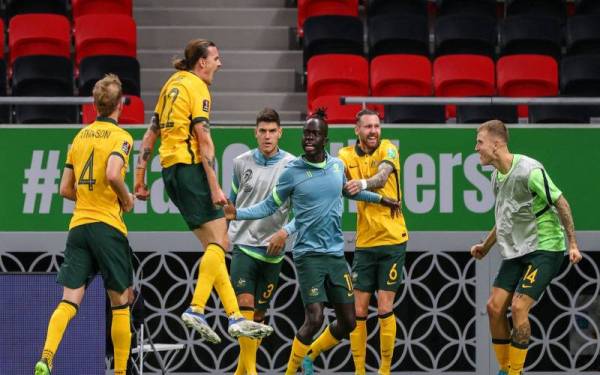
left=79, top=150, right=97, bottom=191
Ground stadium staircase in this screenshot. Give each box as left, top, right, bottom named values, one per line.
left=135, top=0, right=306, bottom=123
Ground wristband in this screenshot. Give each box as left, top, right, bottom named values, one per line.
left=360, top=179, right=367, bottom=190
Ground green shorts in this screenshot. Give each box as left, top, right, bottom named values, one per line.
left=493, top=250, right=566, bottom=300
left=352, top=243, right=407, bottom=293
left=162, top=163, right=224, bottom=230
left=294, top=252, right=354, bottom=306
left=57, top=222, right=133, bottom=293
left=230, top=246, right=283, bottom=311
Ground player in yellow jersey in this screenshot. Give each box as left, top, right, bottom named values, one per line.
left=35, top=75, right=135, bottom=375
left=304, top=109, right=409, bottom=375
left=134, top=39, right=273, bottom=345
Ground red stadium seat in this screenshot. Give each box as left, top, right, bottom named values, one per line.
left=307, top=54, right=368, bottom=110
left=433, top=54, right=495, bottom=117
left=72, top=0, right=132, bottom=18
left=297, top=0, right=359, bottom=38
left=8, top=14, right=71, bottom=66
left=74, top=14, right=136, bottom=65
left=497, top=54, right=558, bottom=117
left=82, top=95, right=145, bottom=125
left=370, top=54, right=432, bottom=96
left=71, top=0, right=133, bottom=18
left=309, top=95, right=365, bottom=124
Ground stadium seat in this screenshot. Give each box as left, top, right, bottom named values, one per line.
left=79, top=56, right=141, bottom=96
left=12, top=56, right=77, bottom=124
left=82, top=95, right=145, bottom=124
left=370, top=55, right=432, bottom=96
left=561, top=55, right=600, bottom=96
left=456, top=105, right=518, bottom=124
left=368, top=0, right=428, bottom=17
left=72, top=0, right=132, bottom=18
left=437, top=0, right=497, bottom=18
left=74, top=14, right=137, bottom=65
left=566, top=15, right=600, bottom=55
left=497, top=55, right=558, bottom=117
left=384, top=105, right=446, bottom=124
left=303, top=15, right=364, bottom=64
left=434, top=54, right=495, bottom=117
left=506, top=0, right=566, bottom=20
left=309, top=96, right=365, bottom=124
left=528, top=104, right=592, bottom=123
left=5, top=0, right=68, bottom=19
left=576, top=0, right=600, bottom=14
left=8, top=14, right=71, bottom=66
left=0, top=60, right=9, bottom=123
left=368, top=15, right=429, bottom=58
left=307, top=54, right=368, bottom=109
left=499, top=15, right=562, bottom=60
left=434, top=14, right=497, bottom=58
left=297, top=0, right=358, bottom=38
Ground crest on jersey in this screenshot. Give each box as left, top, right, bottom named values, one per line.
left=387, top=148, right=396, bottom=159
left=241, top=169, right=253, bottom=192
left=203, top=99, right=210, bottom=112
left=121, top=141, right=131, bottom=156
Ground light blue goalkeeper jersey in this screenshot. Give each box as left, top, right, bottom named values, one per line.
left=236, top=154, right=382, bottom=258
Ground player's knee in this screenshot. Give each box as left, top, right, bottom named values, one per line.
left=305, top=313, right=324, bottom=333
left=510, top=298, right=530, bottom=318
left=486, top=298, right=506, bottom=319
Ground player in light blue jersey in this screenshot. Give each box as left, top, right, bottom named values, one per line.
left=224, top=109, right=400, bottom=374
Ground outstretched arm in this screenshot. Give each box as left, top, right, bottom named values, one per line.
left=555, top=195, right=582, bottom=264
left=135, top=114, right=160, bottom=200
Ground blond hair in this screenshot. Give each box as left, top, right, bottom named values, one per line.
left=93, top=74, right=122, bottom=117
left=478, top=119, right=509, bottom=143
left=173, top=39, right=216, bottom=71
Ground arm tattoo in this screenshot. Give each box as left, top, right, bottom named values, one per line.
left=366, top=163, right=394, bottom=190
left=149, top=114, right=160, bottom=134
left=555, top=196, right=577, bottom=243
left=206, top=157, right=216, bottom=170
left=201, top=121, right=211, bottom=133
left=141, top=147, right=152, bottom=162
left=512, top=322, right=531, bottom=345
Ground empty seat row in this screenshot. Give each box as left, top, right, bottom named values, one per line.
left=307, top=53, right=600, bottom=122
left=5, top=13, right=136, bottom=66
left=1, top=55, right=142, bottom=124
left=3, top=0, right=131, bottom=20
left=304, top=13, right=600, bottom=62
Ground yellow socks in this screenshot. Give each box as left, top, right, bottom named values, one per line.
left=213, top=258, right=242, bottom=319
left=235, top=308, right=257, bottom=375
left=111, top=305, right=131, bottom=375
left=285, top=336, right=311, bottom=375
left=308, top=325, right=340, bottom=361
left=508, top=341, right=528, bottom=375
left=190, top=243, right=225, bottom=312
left=41, top=300, right=78, bottom=369
left=379, top=313, right=396, bottom=375
left=350, top=316, right=367, bottom=375
left=492, top=338, right=511, bottom=372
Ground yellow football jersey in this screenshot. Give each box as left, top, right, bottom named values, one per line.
left=338, top=139, right=409, bottom=248
left=154, top=70, right=211, bottom=168
left=66, top=117, right=133, bottom=235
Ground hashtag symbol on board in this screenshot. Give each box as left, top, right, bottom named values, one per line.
left=22, top=150, right=61, bottom=214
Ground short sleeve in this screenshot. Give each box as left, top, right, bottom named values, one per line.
left=272, top=168, right=294, bottom=206
left=528, top=168, right=562, bottom=205
left=380, top=141, right=400, bottom=171
left=190, top=82, right=211, bottom=125
left=65, top=142, right=74, bottom=169
left=110, top=132, right=134, bottom=169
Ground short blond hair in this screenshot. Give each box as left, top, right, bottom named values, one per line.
left=93, top=74, right=122, bottom=117
left=478, top=119, right=509, bottom=143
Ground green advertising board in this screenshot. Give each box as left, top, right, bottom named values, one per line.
left=0, top=125, right=598, bottom=232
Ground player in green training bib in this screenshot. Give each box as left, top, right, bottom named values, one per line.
left=470, top=120, right=582, bottom=375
